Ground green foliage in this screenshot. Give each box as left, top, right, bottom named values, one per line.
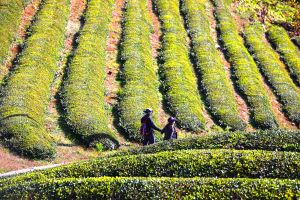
left=154, top=0, right=206, bottom=131
left=0, top=0, right=70, bottom=159
left=293, top=36, right=300, bottom=47
left=267, top=25, right=300, bottom=85
left=181, top=0, right=246, bottom=131
left=95, top=143, right=104, bottom=152
left=1, top=148, right=299, bottom=186
left=0, top=0, right=30, bottom=65
left=118, top=0, right=161, bottom=141
left=110, top=129, right=300, bottom=157
left=244, top=23, right=300, bottom=123
left=60, top=0, right=119, bottom=150
left=1, top=177, right=300, bottom=199
left=213, top=0, right=278, bottom=129
left=235, top=0, right=300, bottom=34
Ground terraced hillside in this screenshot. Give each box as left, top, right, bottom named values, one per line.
left=0, top=0, right=299, bottom=182
left=1, top=0, right=299, bottom=197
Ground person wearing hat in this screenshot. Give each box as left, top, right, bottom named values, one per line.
left=161, top=117, right=177, bottom=140
left=140, top=108, right=162, bottom=145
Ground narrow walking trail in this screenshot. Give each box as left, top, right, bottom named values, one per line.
left=206, top=1, right=251, bottom=130
left=44, top=0, right=102, bottom=160
left=147, top=0, right=169, bottom=127
left=0, top=0, right=41, bottom=81
left=260, top=32, right=298, bottom=129
left=105, top=0, right=133, bottom=146
left=46, top=0, right=87, bottom=144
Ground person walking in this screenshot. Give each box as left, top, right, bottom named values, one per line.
left=140, top=108, right=161, bottom=146
left=161, top=117, right=177, bottom=140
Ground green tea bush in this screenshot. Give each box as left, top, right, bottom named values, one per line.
left=1, top=177, right=299, bottom=199
left=0, top=0, right=70, bottom=159
left=213, top=0, right=278, bottom=129
left=1, top=149, right=299, bottom=185
left=181, top=0, right=246, bottom=131
left=244, top=23, right=300, bottom=124
left=234, top=0, right=300, bottom=35
left=267, top=25, right=300, bottom=85
left=118, top=0, right=161, bottom=141
left=154, top=0, right=206, bottom=131
left=109, top=129, right=300, bottom=157
left=0, top=0, right=32, bottom=65
left=60, top=0, right=119, bottom=150
left=293, top=36, right=300, bottom=48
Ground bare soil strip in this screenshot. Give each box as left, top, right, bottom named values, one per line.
left=1, top=0, right=41, bottom=77
left=147, top=0, right=169, bottom=126
left=105, top=0, right=130, bottom=145
left=0, top=144, right=98, bottom=174
left=261, top=77, right=297, bottom=129
left=260, top=33, right=298, bottom=129
left=45, top=0, right=86, bottom=140
left=206, top=1, right=251, bottom=130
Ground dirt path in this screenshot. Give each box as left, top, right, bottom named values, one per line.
left=260, top=33, right=297, bottom=129
left=45, top=0, right=87, bottom=144
left=261, top=77, right=297, bottom=129
left=1, top=0, right=41, bottom=79
left=206, top=1, right=251, bottom=130
left=105, top=0, right=129, bottom=146
left=147, top=0, right=169, bottom=126
left=0, top=144, right=99, bottom=174
left=0, top=163, right=62, bottom=179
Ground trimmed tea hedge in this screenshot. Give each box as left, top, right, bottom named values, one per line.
left=0, top=0, right=31, bottom=65
left=267, top=25, right=300, bottom=85
left=1, top=149, right=299, bottom=186
left=213, top=0, right=278, bottom=129
left=293, top=36, right=300, bottom=48
left=109, top=129, right=300, bottom=157
left=1, top=177, right=299, bottom=199
left=0, top=0, right=70, bottom=159
left=154, top=0, right=206, bottom=131
left=118, top=0, right=161, bottom=141
left=181, top=0, right=246, bottom=130
left=60, top=0, right=119, bottom=149
left=244, top=23, right=300, bottom=124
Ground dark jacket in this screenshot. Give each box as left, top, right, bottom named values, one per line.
left=141, top=114, right=161, bottom=135
left=161, top=123, right=177, bottom=140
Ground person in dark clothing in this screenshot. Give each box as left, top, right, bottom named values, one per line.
left=161, top=117, right=177, bottom=140
left=140, top=108, right=161, bottom=146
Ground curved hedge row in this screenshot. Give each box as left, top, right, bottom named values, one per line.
left=181, top=0, right=246, bottom=131
left=0, top=0, right=30, bottom=65
left=154, top=0, right=206, bottom=131
left=118, top=0, right=161, bottom=141
left=0, top=0, right=70, bottom=159
left=267, top=26, right=300, bottom=85
left=1, top=149, right=299, bottom=186
left=60, top=0, right=119, bottom=150
left=109, top=129, right=300, bottom=157
left=293, top=36, right=300, bottom=48
left=213, top=0, right=278, bottom=129
left=244, top=23, right=300, bottom=124
left=1, top=177, right=299, bottom=199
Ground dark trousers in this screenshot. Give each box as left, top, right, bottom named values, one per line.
left=143, top=134, right=155, bottom=146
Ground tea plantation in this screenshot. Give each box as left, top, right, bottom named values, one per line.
left=0, top=0, right=299, bottom=198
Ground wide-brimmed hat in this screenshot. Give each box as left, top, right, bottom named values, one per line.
left=168, top=117, right=176, bottom=123
left=143, top=108, right=153, bottom=114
